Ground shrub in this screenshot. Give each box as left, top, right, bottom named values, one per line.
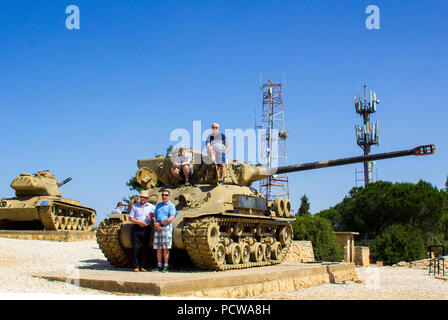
left=371, top=224, right=426, bottom=265
left=291, top=215, right=343, bottom=262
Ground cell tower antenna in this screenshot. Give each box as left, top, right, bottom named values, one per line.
left=353, top=81, right=380, bottom=186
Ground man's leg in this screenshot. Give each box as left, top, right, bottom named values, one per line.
left=182, top=165, right=190, bottom=184
left=163, top=248, right=170, bottom=266
left=220, top=164, right=225, bottom=181
left=171, top=167, right=181, bottom=180
left=131, top=225, right=142, bottom=269
left=156, top=248, right=163, bottom=266
left=140, top=227, right=150, bottom=269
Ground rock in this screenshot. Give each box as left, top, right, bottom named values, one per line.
left=284, top=241, right=315, bottom=262
left=394, top=261, right=409, bottom=267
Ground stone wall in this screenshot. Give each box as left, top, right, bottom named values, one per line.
left=355, top=246, right=370, bottom=267
left=284, top=241, right=314, bottom=262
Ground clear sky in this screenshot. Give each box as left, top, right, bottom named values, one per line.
left=0, top=0, right=446, bottom=225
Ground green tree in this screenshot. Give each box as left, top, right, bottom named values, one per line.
left=291, top=215, right=343, bottom=262
left=315, top=207, right=343, bottom=231
left=334, top=180, right=447, bottom=241
left=372, top=224, right=426, bottom=265
left=125, top=176, right=144, bottom=192
left=298, top=194, right=311, bottom=216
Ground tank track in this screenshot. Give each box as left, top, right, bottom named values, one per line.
left=38, top=202, right=96, bottom=231
left=183, top=216, right=293, bottom=271
left=96, top=218, right=131, bottom=267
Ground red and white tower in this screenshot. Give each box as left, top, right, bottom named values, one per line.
left=259, top=81, right=290, bottom=201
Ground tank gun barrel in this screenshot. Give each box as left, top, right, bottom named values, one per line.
left=275, top=145, right=435, bottom=175
left=58, top=177, right=72, bottom=188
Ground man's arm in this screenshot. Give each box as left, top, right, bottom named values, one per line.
left=161, top=204, right=176, bottom=225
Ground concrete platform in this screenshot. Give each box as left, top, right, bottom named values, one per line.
left=0, top=230, right=96, bottom=241
left=38, top=262, right=357, bottom=298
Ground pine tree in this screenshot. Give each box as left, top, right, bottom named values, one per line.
left=298, top=194, right=311, bottom=216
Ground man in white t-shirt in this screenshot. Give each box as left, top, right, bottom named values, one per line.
left=170, top=146, right=193, bottom=186
left=129, top=190, right=155, bottom=272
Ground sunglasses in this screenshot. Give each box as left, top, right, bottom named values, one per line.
left=212, top=126, right=218, bottom=129
left=162, top=194, right=169, bottom=197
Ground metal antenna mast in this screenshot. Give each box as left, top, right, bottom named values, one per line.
left=354, top=84, right=380, bottom=185
left=259, top=80, right=290, bottom=201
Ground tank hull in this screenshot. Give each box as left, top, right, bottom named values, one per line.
left=0, top=196, right=96, bottom=231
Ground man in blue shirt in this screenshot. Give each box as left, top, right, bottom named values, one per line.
left=129, top=190, right=155, bottom=272
left=150, top=189, right=176, bottom=272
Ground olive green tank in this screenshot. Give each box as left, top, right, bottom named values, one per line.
left=96, top=145, right=435, bottom=271
left=0, top=171, right=96, bottom=231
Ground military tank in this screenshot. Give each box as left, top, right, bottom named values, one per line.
left=96, top=144, right=435, bottom=270
left=0, top=171, right=96, bottom=231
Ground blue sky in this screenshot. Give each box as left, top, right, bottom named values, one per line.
left=0, top=0, right=446, bottom=225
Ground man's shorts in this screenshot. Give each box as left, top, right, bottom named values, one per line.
left=215, top=151, right=226, bottom=165
left=153, top=223, right=173, bottom=249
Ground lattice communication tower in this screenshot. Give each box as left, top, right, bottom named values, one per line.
left=259, top=81, right=290, bottom=201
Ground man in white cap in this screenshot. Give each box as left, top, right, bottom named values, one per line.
left=129, top=190, right=155, bottom=272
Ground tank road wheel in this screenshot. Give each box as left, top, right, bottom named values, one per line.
left=271, top=242, right=282, bottom=261
left=226, top=243, right=242, bottom=265
left=279, top=226, right=291, bottom=246
left=60, top=217, right=69, bottom=230
left=214, top=243, right=226, bottom=266
left=251, top=243, right=264, bottom=263
left=283, top=199, right=291, bottom=218
left=67, top=217, right=74, bottom=230
left=81, top=219, right=88, bottom=231
left=54, top=216, right=62, bottom=229
left=240, top=242, right=251, bottom=264
left=72, top=218, right=80, bottom=230
left=262, top=243, right=272, bottom=262
left=274, top=198, right=285, bottom=217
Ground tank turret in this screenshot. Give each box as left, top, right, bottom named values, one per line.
left=10, top=170, right=71, bottom=197
left=97, top=144, right=435, bottom=271
left=135, top=145, right=435, bottom=188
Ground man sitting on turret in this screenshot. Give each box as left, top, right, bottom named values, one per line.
left=170, top=145, right=193, bottom=186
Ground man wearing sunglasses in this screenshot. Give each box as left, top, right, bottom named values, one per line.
left=151, top=189, right=176, bottom=272
left=206, top=123, right=230, bottom=185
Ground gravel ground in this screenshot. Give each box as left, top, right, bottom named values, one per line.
left=0, top=237, right=114, bottom=297
left=253, top=266, right=448, bottom=300
left=1, top=237, right=447, bottom=299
